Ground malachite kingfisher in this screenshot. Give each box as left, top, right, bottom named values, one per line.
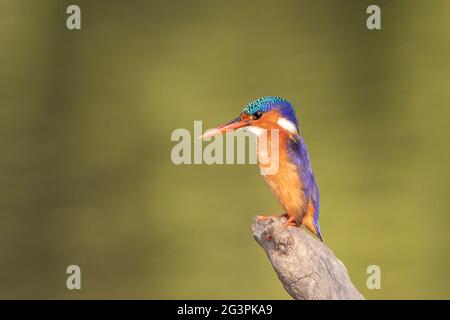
left=201, top=97, right=323, bottom=242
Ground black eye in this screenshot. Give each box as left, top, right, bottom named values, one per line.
left=253, top=111, right=263, bottom=120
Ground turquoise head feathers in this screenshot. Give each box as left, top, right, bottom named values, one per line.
left=242, top=96, right=299, bottom=131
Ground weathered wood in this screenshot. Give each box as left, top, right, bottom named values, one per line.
left=252, top=216, right=364, bottom=300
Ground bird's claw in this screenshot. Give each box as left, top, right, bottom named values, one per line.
left=283, top=216, right=297, bottom=228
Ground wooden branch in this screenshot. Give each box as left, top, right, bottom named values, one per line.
left=252, top=216, right=364, bottom=300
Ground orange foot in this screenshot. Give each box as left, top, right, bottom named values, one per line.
left=257, top=213, right=288, bottom=221
left=283, top=216, right=298, bottom=228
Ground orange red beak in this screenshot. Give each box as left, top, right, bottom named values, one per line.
left=200, top=116, right=251, bottom=139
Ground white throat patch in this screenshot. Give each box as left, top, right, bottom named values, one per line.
left=277, top=118, right=297, bottom=134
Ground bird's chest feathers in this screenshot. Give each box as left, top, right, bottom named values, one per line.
left=257, top=134, right=307, bottom=217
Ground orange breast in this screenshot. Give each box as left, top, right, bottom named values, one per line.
left=257, top=127, right=307, bottom=222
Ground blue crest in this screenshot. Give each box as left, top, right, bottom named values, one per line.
left=242, top=96, right=299, bottom=130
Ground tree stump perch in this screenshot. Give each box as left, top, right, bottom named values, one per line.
left=252, top=216, right=364, bottom=300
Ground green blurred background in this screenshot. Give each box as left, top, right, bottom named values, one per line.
left=0, top=0, right=449, bottom=299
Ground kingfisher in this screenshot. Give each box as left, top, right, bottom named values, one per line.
left=200, top=97, right=323, bottom=241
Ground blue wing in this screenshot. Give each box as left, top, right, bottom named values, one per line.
left=288, top=135, right=323, bottom=241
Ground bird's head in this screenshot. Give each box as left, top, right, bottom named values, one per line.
left=200, top=96, right=299, bottom=139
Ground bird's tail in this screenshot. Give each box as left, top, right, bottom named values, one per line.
left=316, top=224, right=323, bottom=242
left=303, top=214, right=324, bottom=242
left=315, top=222, right=324, bottom=242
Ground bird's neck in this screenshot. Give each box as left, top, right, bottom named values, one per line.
left=255, top=127, right=296, bottom=175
